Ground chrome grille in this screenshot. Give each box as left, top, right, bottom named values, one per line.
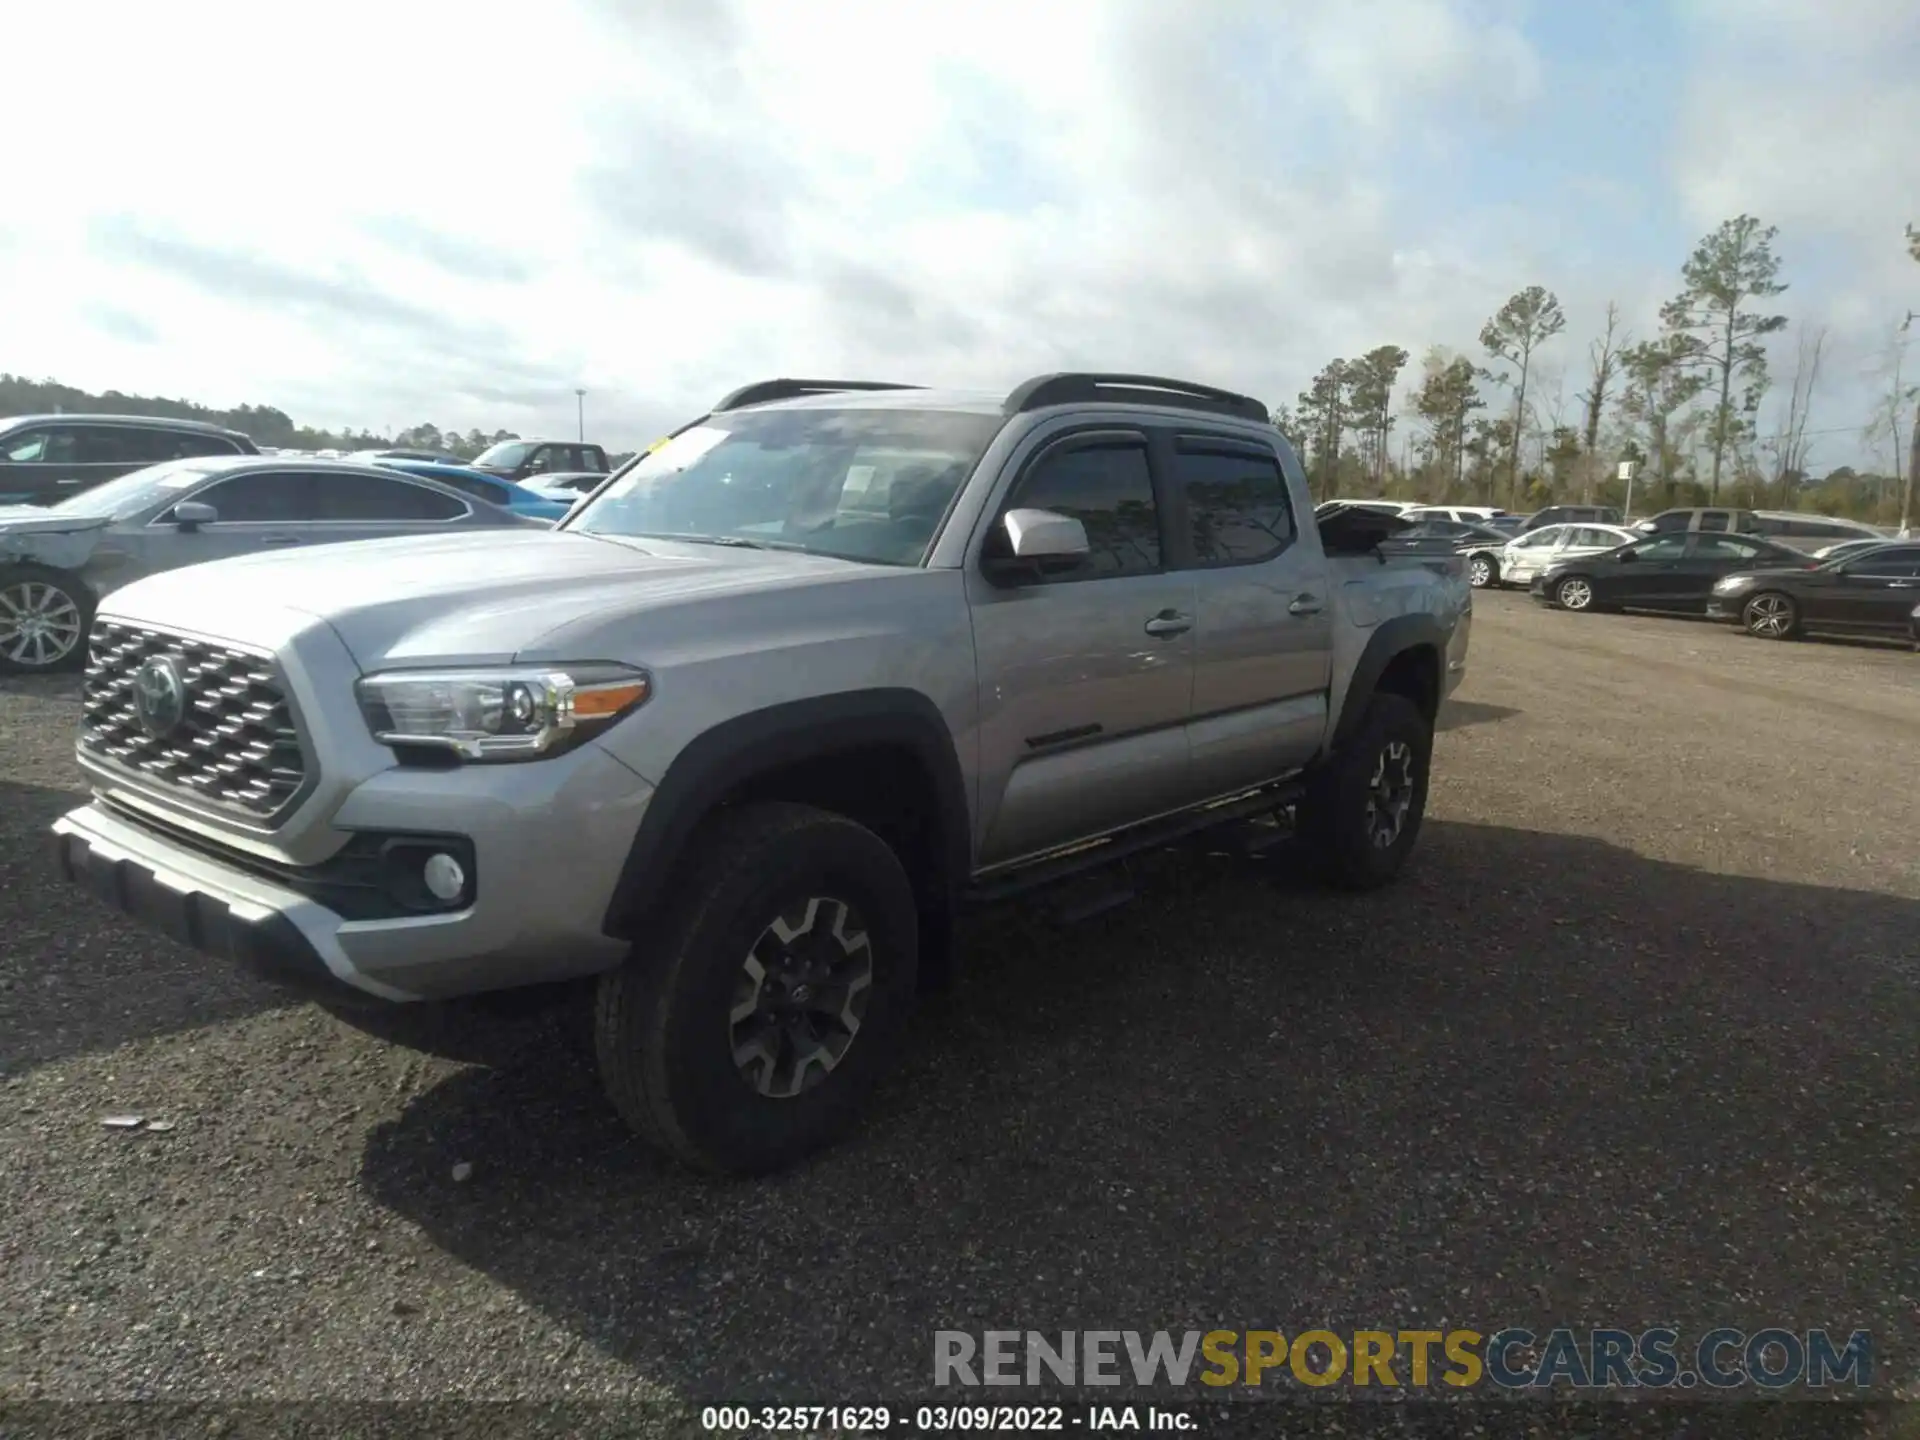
left=80, top=622, right=309, bottom=822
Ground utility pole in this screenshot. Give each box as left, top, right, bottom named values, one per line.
left=575, top=388, right=586, bottom=442
left=1903, top=398, right=1918, bottom=537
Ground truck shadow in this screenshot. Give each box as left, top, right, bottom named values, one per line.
left=355, top=821, right=1919, bottom=1407
left=0, top=779, right=292, bottom=1076
left=1436, top=699, right=1519, bottom=731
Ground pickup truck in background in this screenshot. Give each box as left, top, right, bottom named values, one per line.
left=52, top=373, right=1471, bottom=1174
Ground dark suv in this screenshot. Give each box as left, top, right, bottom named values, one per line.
left=0, top=415, right=259, bottom=505
left=469, top=438, right=609, bottom=483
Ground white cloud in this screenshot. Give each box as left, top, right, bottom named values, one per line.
left=0, top=0, right=1911, bottom=471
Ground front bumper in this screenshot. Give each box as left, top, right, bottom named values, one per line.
left=1704, top=596, right=1743, bottom=623
left=52, top=743, right=654, bottom=1003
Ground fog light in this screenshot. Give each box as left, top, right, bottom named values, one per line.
left=422, top=852, right=467, bottom=902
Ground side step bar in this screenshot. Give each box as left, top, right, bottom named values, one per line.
left=963, top=778, right=1306, bottom=907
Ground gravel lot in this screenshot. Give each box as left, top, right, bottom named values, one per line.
left=2, top=594, right=1916, bottom=1423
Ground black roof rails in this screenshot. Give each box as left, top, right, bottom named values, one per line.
left=1004, top=372, right=1269, bottom=424
left=712, top=379, right=926, bottom=413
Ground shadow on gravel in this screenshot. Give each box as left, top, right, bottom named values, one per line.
left=0, top=779, right=290, bottom=1076
left=1437, top=699, right=1519, bottom=731
left=358, top=821, right=1919, bottom=1407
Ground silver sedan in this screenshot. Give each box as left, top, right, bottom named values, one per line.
left=0, top=456, right=545, bottom=673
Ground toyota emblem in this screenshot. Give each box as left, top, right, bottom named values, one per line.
left=131, top=655, right=188, bottom=738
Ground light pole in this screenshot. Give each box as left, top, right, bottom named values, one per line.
left=575, top=389, right=586, bottom=442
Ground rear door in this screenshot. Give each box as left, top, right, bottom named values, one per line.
left=1595, top=533, right=1688, bottom=605
left=1676, top=534, right=1778, bottom=607
left=1168, top=431, right=1331, bottom=798
left=1826, top=546, right=1920, bottom=633
left=966, top=428, right=1197, bottom=868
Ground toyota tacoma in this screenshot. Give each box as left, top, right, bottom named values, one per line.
left=52, top=373, right=1471, bottom=1173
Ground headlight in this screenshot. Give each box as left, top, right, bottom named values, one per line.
left=355, top=663, right=652, bottom=762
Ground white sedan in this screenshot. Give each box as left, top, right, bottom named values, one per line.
left=1463, top=522, right=1640, bottom=590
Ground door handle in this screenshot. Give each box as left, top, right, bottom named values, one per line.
left=1143, top=611, right=1192, bottom=637
left=1287, top=594, right=1324, bottom=616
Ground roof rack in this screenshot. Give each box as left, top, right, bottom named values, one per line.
left=712, top=379, right=926, bottom=413
left=1004, top=373, right=1269, bottom=423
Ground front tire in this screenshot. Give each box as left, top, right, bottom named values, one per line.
left=593, top=801, right=919, bottom=1175
left=1742, top=591, right=1799, bottom=640
left=1554, top=575, right=1596, bottom=612
left=1298, top=693, right=1433, bottom=891
left=0, top=564, right=92, bottom=674
left=1466, top=552, right=1499, bottom=589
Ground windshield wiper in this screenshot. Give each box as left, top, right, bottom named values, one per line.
left=621, top=531, right=814, bottom=552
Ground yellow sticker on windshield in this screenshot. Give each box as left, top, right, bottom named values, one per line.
left=644, top=435, right=672, bottom=455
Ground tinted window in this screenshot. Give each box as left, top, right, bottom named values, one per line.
left=189, top=472, right=312, bottom=522
left=583, top=446, right=609, bottom=472
left=1645, top=511, right=1692, bottom=532
left=313, top=473, right=466, bottom=521
left=1002, top=441, right=1160, bottom=579
left=1570, top=527, right=1616, bottom=547
left=1179, top=447, right=1294, bottom=564
left=1632, top=535, right=1690, bottom=560
left=1696, top=511, right=1731, bottom=532
left=156, top=430, right=243, bottom=460
left=1848, top=546, right=1920, bottom=576
left=1692, top=535, right=1768, bottom=560
left=2, top=427, right=53, bottom=463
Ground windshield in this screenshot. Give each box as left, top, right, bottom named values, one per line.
left=47, top=460, right=219, bottom=518
left=569, top=407, right=1003, bottom=566
left=473, top=440, right=536, bottom=468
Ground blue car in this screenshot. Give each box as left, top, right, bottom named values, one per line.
left=370, top=459, right=573, bottom=523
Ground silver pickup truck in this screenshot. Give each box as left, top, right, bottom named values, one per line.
left=52, top=373, right=1470, bottom=1173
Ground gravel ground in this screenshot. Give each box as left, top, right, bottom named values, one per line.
left=1, top=594, right=1916, bottom=1427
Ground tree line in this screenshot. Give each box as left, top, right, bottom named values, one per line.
left=1273, top=215, right=1920, bottom=529
left=0, top=374, right=525, bottom=462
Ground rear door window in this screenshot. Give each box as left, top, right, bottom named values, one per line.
left=1171, top=442, right=1296, bottom=566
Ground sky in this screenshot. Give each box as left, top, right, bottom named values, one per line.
left=2, top=0, right=1916, bottom=473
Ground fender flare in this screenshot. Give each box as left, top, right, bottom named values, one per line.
left=1330, top=613, right=1448, bottom=750
left=600, top=688, right=971, bottom=940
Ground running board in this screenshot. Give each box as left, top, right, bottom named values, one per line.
left=964, top=779, right=1306, bottom=906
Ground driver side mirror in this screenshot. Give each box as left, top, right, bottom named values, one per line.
left=982, top=507, right=1090, bottom=585
left=172, top=501, right=218, bottom=531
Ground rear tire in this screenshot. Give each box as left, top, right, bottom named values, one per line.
left=1741, top=591, right=1799, bottom=640
left=0, top=564, right=92, bottom=674
left=1298, top=693, right=1433, bottom=892
left=593, top=801, right=919, bottom=1175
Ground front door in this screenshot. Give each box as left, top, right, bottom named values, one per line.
left=966, top=430, right=1196, bottom=869
left=1825, top=547, right=1920, bottom=633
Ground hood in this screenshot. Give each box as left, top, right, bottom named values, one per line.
left=98, top=528, right=885, bottom=669
left=0, top=506, right=113, bottom=568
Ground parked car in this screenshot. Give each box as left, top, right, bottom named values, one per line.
left=371, top=458, right=573, bottom=522
left=1705, top=542, right=1920, bottom=642
left=469, top=438, right=610, bottom=484
left=1531, top=530, right=1814, bottom=614
left=52, top=370, right=1471, bottom=1175
left=1401, top=504, right=1512, bottom=525
left=1809, top=537, right=1892, bottom=563
left=1464, top=522, right=1638, bottom=590
left=0, top=457, right=544, bottom=672
left=0, top=414, right=259, bottom=506
left=520, top=471, right=610, bottom=503
left=1520, top=504, right=1622, bottom=532
left=1631, top=507, right=1882, bottom=554
left=348, top=447, right=470, bottom=466
left=1314, top=498, right=1414, bottom=521
left=1400, top=519, right=1512, bottom=546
